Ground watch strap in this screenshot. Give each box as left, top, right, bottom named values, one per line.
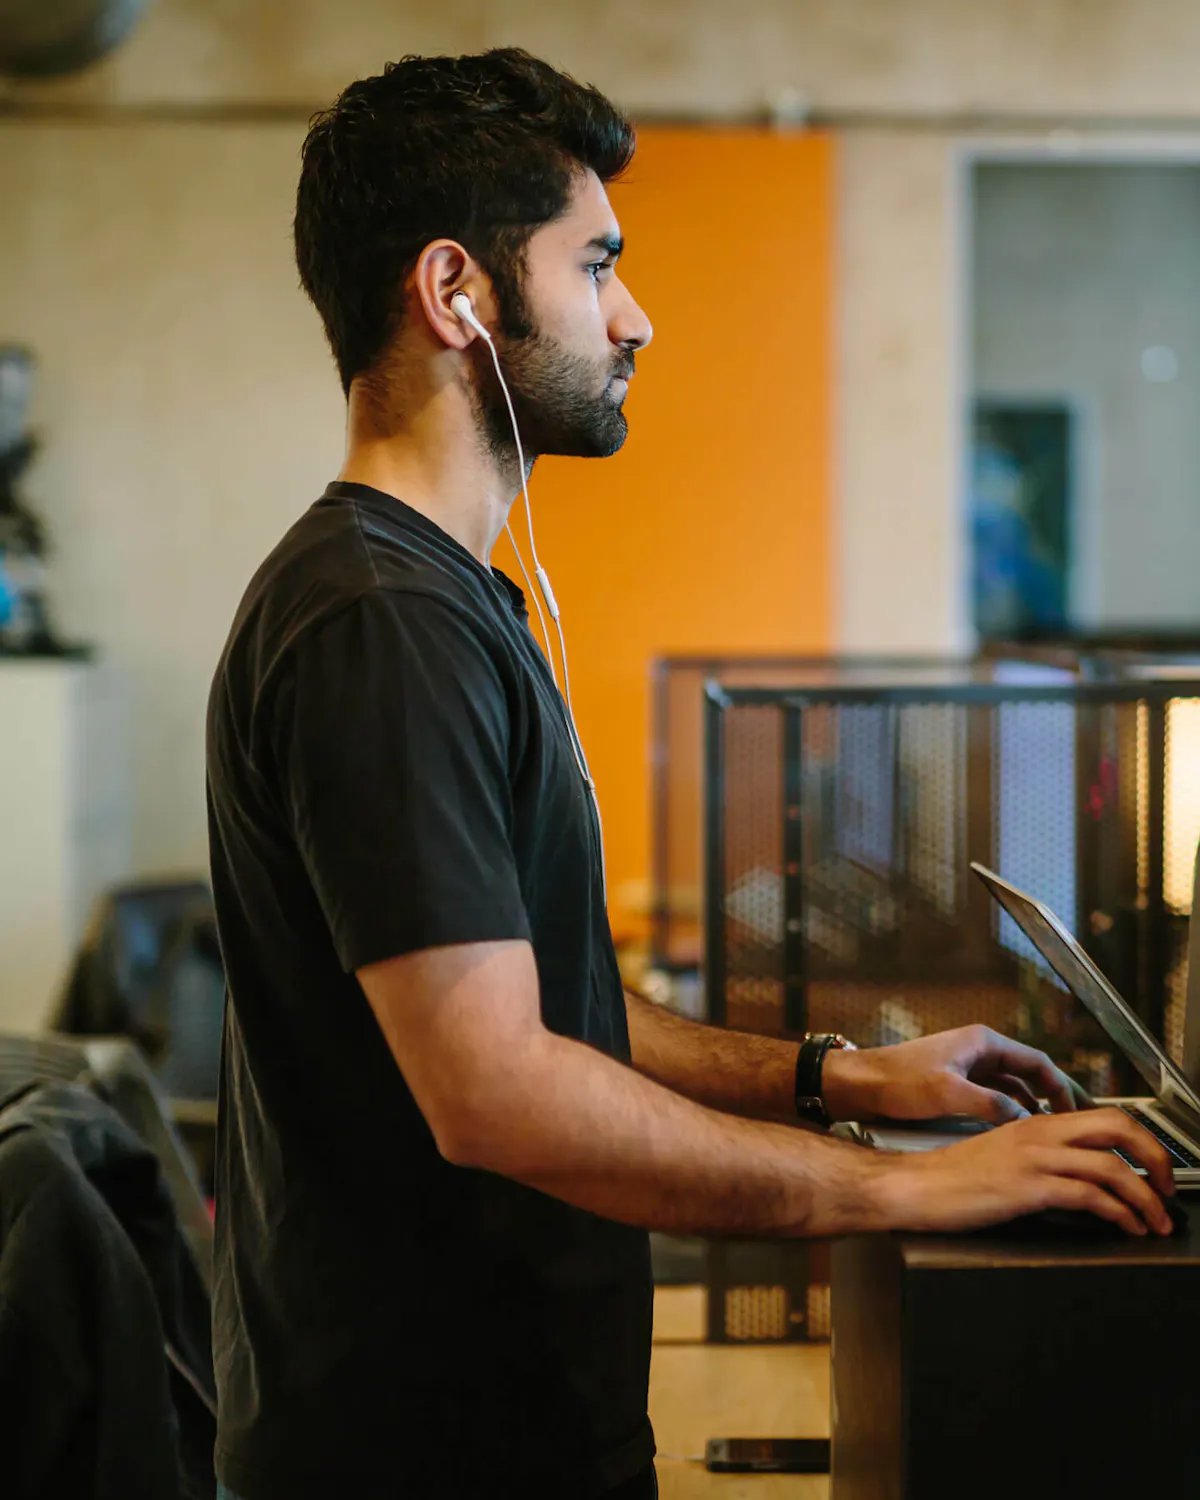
left=794, top=1033, right=845, bottom=1127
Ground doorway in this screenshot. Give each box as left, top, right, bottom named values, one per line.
left=965, top=157, right=1200, bottom=641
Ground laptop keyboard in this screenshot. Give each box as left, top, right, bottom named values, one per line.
left=1117, top=1105, right=1200, bottom=1170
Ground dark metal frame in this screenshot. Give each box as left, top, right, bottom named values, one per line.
left=650, top=653, right=976, bottom=967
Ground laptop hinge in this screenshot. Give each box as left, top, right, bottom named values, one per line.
left=1156, top=1088, right=1200, bottom=1142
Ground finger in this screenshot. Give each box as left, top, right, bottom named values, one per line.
left=966, top=1032, right=1077, bottom=1113
left=1069, top=1076, right=1097, bottom=1110
left=1042, top=1145, right=1173, bottom=1235
left=989, top=1073, right=1043, bottom=1116
left=1047, top=1109, right=1175, bottom=1198
left=1042, top=1177, right=1147, bottom=1237
left=940, top=1077, right=1028, bottom=1125
left=1046, top=1069, right=1079, bottom=1112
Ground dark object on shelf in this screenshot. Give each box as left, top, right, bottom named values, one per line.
left=830, top=1203, right=1200, bottom=1499
left=0, top=0, right=148, bottom=78
left=0, top=1079, right=215, bottom=1500
left=0, top=344, right=63, bottom=653
left=52, top=880, right=226, bottom=1102
left=703, top=671, right=1200, bottom=1089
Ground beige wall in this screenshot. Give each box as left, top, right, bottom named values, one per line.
left=11, top=0, right=1200, bottom=117
left=836, top=130, right=963, bottom=652
left=0, top=120, right=339, bottom=876
left=5, top=0, right=1200, bottom=883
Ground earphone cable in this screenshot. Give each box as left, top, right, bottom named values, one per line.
left=502, top=519, right=556, bottom=688
left=478, top=337, right=562, bottom=679
left=554, top=614, right=607, bottom=893
left=474, top=311, right=607, bottom=903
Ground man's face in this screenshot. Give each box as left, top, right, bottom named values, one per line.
left=472, top=171, right=653, bottom=463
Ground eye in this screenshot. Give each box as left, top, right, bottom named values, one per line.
left=586, top=260, right=612, bottom=284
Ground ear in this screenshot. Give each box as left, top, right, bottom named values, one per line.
left=412, top=239, right=491, bottom=350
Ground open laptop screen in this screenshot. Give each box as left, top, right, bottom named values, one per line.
left=970, top=861, right=1200, bottom=1115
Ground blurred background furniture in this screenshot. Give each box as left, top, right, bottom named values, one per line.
left=0, top=1030, right=213, bottom=1286
left=47, top=879, right=225, bottom=1193
left=51, top=880, right=223, bottom=1098
left=0, top=1073, right=216, bottom=1498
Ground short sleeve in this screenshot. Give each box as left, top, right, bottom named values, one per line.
left=273, top=590, right=531, bottom=971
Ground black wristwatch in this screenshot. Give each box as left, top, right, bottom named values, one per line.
left=794, top=1032, right=857, bottom=1127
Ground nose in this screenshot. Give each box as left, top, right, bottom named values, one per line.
left=611, top=277, right=653, bottom=354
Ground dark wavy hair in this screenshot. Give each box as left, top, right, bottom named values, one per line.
left=294, top=48, right=635, bottom=396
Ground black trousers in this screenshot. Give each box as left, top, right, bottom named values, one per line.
left=603, top=1465, right=658, bottom=1499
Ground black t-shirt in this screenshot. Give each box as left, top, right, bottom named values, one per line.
left=206, top=480, right=654, bottom=1499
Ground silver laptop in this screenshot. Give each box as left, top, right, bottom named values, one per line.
left=850, top=863, right=1200, bottom=1185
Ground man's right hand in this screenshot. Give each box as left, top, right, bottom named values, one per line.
left=871, top=1107, right=1177, bottom=1237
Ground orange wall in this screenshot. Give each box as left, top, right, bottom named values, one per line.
left=495, top=128, right=833, bottom=938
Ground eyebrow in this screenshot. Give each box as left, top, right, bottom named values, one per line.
left=583, top=234, right=624, bottom=259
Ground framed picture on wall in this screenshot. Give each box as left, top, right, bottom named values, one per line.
left=970, top=400, right=1072, bottom=638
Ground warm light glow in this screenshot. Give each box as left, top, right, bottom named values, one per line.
left=1165, top=699, right=1200, bottom=911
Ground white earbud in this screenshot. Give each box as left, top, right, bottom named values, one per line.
left=450, top=292, right=491, bottom=342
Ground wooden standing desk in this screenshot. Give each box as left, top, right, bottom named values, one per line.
left=830, top=1201, right=1200, bottom=1500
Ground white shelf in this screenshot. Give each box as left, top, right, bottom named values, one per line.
left=0, top=657, right=130, bottom=1032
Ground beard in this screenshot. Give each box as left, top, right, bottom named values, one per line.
left=469, top=312, right=634, bottom=468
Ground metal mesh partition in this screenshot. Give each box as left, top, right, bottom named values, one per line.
left=706, top=678, right=1200, bottom=1074
left=700, top=677, right=1200, bottom=1345
left=653, top=656, right=838, bottom=971
left=1050, top=647, right=1200, bottom=1061
left=988, top=651, right=1200, bottom=1071
left=651, top=655, right=985, bottom=970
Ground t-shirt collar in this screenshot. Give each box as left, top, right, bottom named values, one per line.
left=321, top=480, right=529, bottom=619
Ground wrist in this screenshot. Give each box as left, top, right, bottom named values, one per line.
left=805, top=1141, right=902, bottom=1236
left=819, top=1047, right=883, bottom=1124
left=852, top=1153, right=917, bottom=1232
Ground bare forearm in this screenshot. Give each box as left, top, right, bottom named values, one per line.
left=624, top=990, right=799, bottom=1121
left=448, top=1029, right=890, bottom=1239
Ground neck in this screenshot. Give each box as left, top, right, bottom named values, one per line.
left=338, top=366, right=522, bottom=567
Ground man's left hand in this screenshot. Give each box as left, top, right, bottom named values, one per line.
left=820, top=1025, right=1089, bottom=1126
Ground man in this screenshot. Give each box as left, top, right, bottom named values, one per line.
left=206, top=48, right=1173, bottom=1500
